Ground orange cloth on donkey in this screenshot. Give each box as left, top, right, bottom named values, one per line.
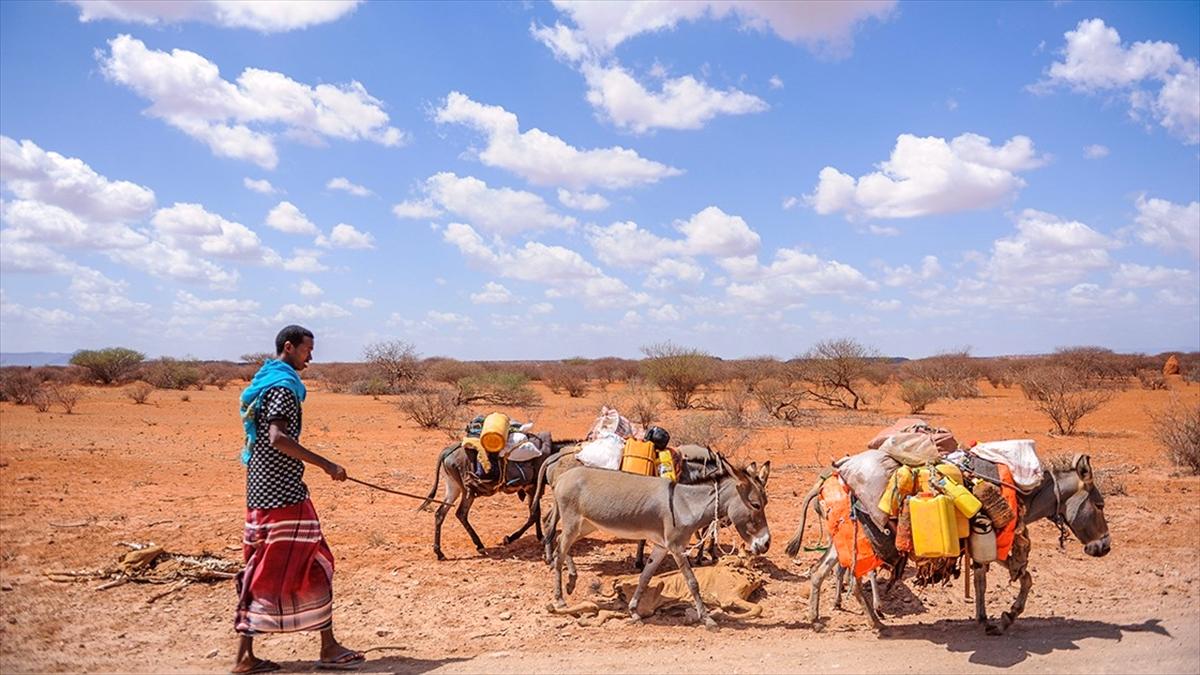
left=995, top=464, right=1021, bottom=561
left=823, top=476, right=881, bottom=578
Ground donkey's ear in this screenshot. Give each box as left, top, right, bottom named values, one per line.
left=744, top=461, right=758, bottom=477
left=1073, top=454, right=1092, bottom=480
left=757, top=461, right=771, bottom=485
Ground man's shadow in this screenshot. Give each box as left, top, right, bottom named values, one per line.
left=270, top=653, right=469, bottom=673
left=880, top=617, right=1171, bottom=668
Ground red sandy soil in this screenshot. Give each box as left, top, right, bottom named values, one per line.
left=1, top=379, right=1198, bottom=673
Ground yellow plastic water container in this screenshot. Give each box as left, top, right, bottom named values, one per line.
left=480, top=412, right=510, bottom=452
left=909, top=492, right=959, bottom=558
left=620, top=439, right=657, bottom=476
left=936, top=475, right=983, bottom=519
left=657, top=450, right=677, bottom=482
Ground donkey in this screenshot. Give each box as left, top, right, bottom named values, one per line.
left=529, top=445, right=726, bottom=569
left=787, top=454, right=1110, bottom=633
left=971, top=453, right=1110, bottom=634
left=418, top=433, right=577, bottom=560
left=546, top=459, right=771, bottom=627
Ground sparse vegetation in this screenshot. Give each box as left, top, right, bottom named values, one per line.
left=398, top=386, right=463, bottom=429
left=126, top=381, right=155, bottom=404
left=1019, top=365, right=1113, bottom=435
left=0, top=368, right=42, bottom=404
left=899, top=380, right=941, bottom=413
left=544, top=363, right=589, bottom=397
left=795, top=338, right=877, bottom=410
left=1151, top=396, right=1200, bottom=474
left=1137, top=369, right=1168, bottom=390
left=142, top=357, right=203, bottom=390
left=902, top=349, right=982, bottom=399
left=720, top=381, right=753, bottom=427
left=47, top=383, right=84, bottom=413
left=640, top=342, right=719, bottom=409
left=622, top=378, right=663, bottom=428
left=70, top=347, right=145, bottom=385
left=363, top=340, right=423, bottom=393
left=455, top=372, right=541, bottom=407
left=753, top=377, right=809, bottom=425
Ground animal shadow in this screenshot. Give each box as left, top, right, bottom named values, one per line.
left=881, top=617, right=1171, bottom=667
left=271, top=654, right=469, bottom=673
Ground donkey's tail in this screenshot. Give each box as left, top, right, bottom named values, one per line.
left=531, top=449, right=572, bottom=518
left=417, top=444, right=458, bottom=512
left=784, top=476, right=826, bottom=557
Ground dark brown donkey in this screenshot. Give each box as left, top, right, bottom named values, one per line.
left=418, top=434, right=577, bottom=560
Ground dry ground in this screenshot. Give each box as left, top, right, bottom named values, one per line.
left=1, top=378, right=1198, bottom=674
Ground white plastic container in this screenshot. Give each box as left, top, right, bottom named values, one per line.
left=968, top=516, right=998, bottom=563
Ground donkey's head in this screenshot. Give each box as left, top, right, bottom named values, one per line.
left=1053, top=454, right=1110, bottom=557
left=722, top=460, right=772, bottom=555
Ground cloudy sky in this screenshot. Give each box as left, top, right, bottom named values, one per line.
left=1, top=1, right=1197, bottom=361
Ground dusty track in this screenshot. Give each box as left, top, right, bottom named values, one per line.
left=1, top=379, right=1197, bottom=673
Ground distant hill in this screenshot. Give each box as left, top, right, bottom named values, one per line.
left=0, top=352, right=73, bottom=367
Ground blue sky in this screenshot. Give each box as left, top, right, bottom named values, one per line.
left=1, top=1, right=1197, bottom=361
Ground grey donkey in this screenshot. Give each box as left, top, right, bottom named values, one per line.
left=546, top=459, right=771, bottom=628
left=787, top=454, right=1110, bottom=634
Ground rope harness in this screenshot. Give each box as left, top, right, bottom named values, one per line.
left=1049, top=474, right=1069, bottom=551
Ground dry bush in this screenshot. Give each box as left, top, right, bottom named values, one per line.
left=1052, top=346, right=1141, bottom=388
left=544, top=363, right=589, bottom=397
left=350, top=377, right=391, bottom=398
left=363, top=340, right=424, bottom=393
left=1136, top=369, right=1168, bottom=390
left=1018, top=365, right=1112, bottom=435
left=753, top=377, right=809, bottom=425
left=47, top=383, right=84, bottom=413
left=795, top=337, right=876, bottom=410
left=307, top=363, right=369, bottom=394
left=640, top=342, right=719, bottom=409
left=126, top=381, right=155, bottom=404
left=0, top=368, right=42, bottom=404
left=142, top=357, right=203, bottom=390
left=621, top=378, right=663, bottom=428
left=899, top=380, right=941, bottom=413
left=672, top=413, right=750, bottom=457
left=902, top=350, right=982, bottom=399
left=201, top=362, right=242, bottom=390
left=862, top=359, right=898, bottom=387
left=1176, top=352, right=1200, bottom=383
left=1151, top=396, right=1200, bottom=474
left=70, top=347, right=144, bottom=385
left=456, top=371, right=541, bottom=407
left=723, top=356, right=788, bottom=388
left=239, top=352, right=275, bottom=368
left=398, top=386, right=463, bottom=430
left=423, top=358, right=484, bottom=386
left=720, top=381, right=754, bottom=427
left=31, top=387, right=51, bottom=413
left=591, top=357, right=639, bottom=388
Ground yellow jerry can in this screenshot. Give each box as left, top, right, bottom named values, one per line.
left=909, top=492, right=960, bottom=558
left=620, top=439, right=657, bottom=476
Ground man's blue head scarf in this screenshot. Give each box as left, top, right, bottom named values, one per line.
left=239, top=359, right=306, bottom=464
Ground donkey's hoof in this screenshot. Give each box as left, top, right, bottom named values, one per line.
left=434, top=549, right=446, bottom=561
left=811, top=619, right=826, bottom=633
left=476, top=547, right=488, bottom=557
left=984, top=622, right=1003, bottom=636
left=703, top=616, right=719, bottom=631
left=565, top=575, right=577, bottom=595
left=502, top=535, right=514, bottom=545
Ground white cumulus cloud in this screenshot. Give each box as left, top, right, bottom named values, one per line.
left=326, top=177, right=372, bottom=197
left=394, top=172, right=575, bottom=236
left=1133, top=194, right=1200, bottom=259
left=470, top=282, right=514, bottom=304
left=807, top=133, right=1047, bottom=219
left=1036, top=18, right=1200, bottom=145
left=71, top=0, right=361, bottom=32
left=265, top=201, right=318, bottom=235
left=435, top=92, right=680, bottom=189
left=980, top=209, right=1118, bottom=287
left=557, top=189, right=611, bottom=211
left=316, top=223, right=375, bottom=249
left=1083, top=144, right=1110, bottom=159
left=98, top=35, right=407, bottom=169
left=244, top=177, right=278, bottom=194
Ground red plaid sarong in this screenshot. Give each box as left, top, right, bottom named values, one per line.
left=234, top=498, right=335, bottom=634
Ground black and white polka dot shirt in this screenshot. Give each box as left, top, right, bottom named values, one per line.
left=246, top=387, right=308, bottom=509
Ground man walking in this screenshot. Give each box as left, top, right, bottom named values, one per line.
left=232, top=325, right=363, bottom=673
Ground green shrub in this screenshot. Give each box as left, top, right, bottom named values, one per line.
left=71, top=347, right=144, bottom=385
left=455, top=371, right=541, bottom=407
left=900, top=380, right=941, bottom=413
left=142, top=357, right=203, bottom=390
left=640, top=341, right=718, bottom=409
